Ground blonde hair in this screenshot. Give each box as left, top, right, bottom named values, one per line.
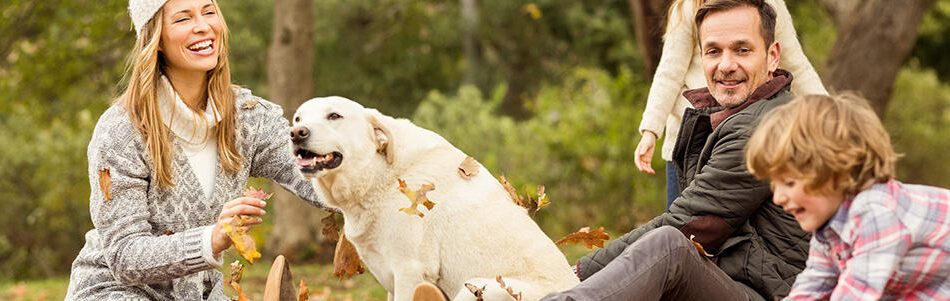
left=665, top=0, right=703, bottom=38
left=119, top=0, right=243, bottom=187
left=745, top=94, right=898, bottom=196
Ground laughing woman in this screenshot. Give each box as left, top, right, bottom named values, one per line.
left=65, top=0, right=329, bottom=299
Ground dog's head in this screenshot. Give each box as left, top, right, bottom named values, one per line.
left=290, top=96, right=394, bottom=181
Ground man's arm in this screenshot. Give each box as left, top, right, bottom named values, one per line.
left=577, top=113, right=770, bottom=279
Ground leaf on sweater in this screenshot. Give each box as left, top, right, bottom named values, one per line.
left=496, top=276, right=524, bottom=301
left=224, top=216, right=262, bottom=263
left=298, top=279, right=310, bottom=301
left=229, top=282, right=249, bottom=301
left=689, top=235, right=714, bottom=257
left=98, top=168, right=112, bottom=202
left=397, top=178, right=436, bottom=218
left=464, top=283, right=486, bottom=301
left=555, top=227, right=610, bottom=249
left=321, top=213, right=340, bottom=243
left=333, top=232, right=365, bottom=280
left=241, top=99, right=259, bottom=110
left=458, top=156, right=480, bottom=179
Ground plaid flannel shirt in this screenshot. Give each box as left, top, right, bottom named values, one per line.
left=785, top=179, right=950, bottom=300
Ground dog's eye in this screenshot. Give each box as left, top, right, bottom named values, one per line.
left=327, top=113, right=342, bottom=120
left=294, top=116, right=300, bottom=122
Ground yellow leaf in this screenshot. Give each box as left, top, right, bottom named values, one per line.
left=223, top=216, right=261, bottom=263
left=98, top=168, right=112, bottom=202
left=298, top=279, right=311, bottom=301
left=397, top=178, right=436, bottom=218
left=521, top=3, right=542, bottom=19
left=689, top=234, right=714, bottom=257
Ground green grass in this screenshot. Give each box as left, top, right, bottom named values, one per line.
left=0, top=245, right=597, bottom=301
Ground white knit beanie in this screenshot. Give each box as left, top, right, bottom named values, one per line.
left=129, top=0, right=168, bottom=38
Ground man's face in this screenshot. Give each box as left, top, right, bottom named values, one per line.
left=699, top=6, right=780, bottom=108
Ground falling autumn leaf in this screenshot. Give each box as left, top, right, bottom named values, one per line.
left=458, top=156, right=480, bottom=179
left=397, top=178, right=436, bottom=218
left=298, top=279, right=311, bottom=301
left=321, top=213, right=340, bottom=243
left=464, top=283, right=486, bottom=301
left=229, top=260, right=245, bottom=285
left=521, top=3, right=542, bottom=19
left=556, top=227, right=610, bottom=249
left=499, top=176, right=522, bottom=205
left=689, top=235, right=714, bottom=257
left=333, top=232, right=365, bottom=280
left=98, top=168, right=112, bottom=202
left=499, top=176, right=549, bottom=217
left=230, top=282, right=249, bottom=301
left=242, top=99, right=260, bottom=110
left=496, top=276, right=524, bottom=301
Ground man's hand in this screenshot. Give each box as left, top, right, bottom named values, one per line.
left=635, top=131, right=657, bottom=174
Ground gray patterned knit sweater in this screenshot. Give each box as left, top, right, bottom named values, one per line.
left=65, top=87, right=327, bottom=300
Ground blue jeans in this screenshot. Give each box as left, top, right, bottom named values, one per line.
left=666, top=161, right=680, bottom=211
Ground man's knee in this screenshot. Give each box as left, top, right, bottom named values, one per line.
left=639, top=226, right=691, bottom=249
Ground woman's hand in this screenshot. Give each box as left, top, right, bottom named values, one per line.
left=635, top=131, right=657, bottom=174
left=211, top=197, right=267, bottom=254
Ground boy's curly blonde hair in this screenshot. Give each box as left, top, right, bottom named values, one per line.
left=745, top=93, right=898, bottom=196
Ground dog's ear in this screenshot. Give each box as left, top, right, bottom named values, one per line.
left=366, top=110, right=395, bottom=164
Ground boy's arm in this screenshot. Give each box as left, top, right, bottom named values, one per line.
left=783, top=241, right=838, bottom=300
left=831, top=202, right=911, bottom=300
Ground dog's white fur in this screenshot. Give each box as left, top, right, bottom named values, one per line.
left=292, top=97, right=578, bottom=301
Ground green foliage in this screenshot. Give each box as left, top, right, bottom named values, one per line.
left=912, top=0, right=950, bottom=81
left=413, top=67, right=666, bottom=236
left=886, top=64, right=950, bottom=188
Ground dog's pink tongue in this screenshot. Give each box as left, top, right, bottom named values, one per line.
left=296, top=157, right=314, bottom=167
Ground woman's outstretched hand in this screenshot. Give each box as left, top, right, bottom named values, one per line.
left=635, top=131, right=657, bottom=174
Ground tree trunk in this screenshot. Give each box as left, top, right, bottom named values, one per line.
left=265, top=0, right=328, bottom=261
left=819, top=0, right=936, bottom=117
left=460, top=0, right=483, bottom=86
left=628, top=0, right=671, bottom=77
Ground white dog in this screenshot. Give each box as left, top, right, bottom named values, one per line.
left=290, top=97, right=579, bottom=301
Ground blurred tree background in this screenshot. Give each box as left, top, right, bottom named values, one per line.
left=1, top=0, right=948, bottom=282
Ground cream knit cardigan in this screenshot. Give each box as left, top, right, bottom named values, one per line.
left=639, top=0, right=827, bottom=161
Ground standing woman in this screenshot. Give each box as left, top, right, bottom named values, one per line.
left=634, top=0, right=828, bottom=209
left=65, top=0, right=329, bottom=299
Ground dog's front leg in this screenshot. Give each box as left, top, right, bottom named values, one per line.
left=392, top=261, right=427, bottom=301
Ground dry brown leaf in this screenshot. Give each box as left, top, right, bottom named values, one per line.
left=243, top=187, right=273, bottom=201
left=230, top=282, right=249, bottom=301
left=242, top=99, right=259, bottom=110
left=689, top=234, right=714, bottom=257
left=333, top=232, right=365, bottom=280
left=98, top=168, right=112, bottom=202
left=464, top=283, right=486, bottom=301
left=458, top=156, right=480, bottom=179
left=321, top=213, right=340, bottom=243
left=397, top=178, right=436, bottom=218
left=555, top=227, right=610, bottom=249
left=298, top=279, right=311, bottom=301
left=496, top=276, right=523, bottom=301
left=229, top=260, right=245, bottom=285
left=499, top=176, right=522, bottom=205
left=499, top=176, right=549, bottom=217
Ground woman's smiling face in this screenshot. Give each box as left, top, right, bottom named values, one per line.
left=159, top=0, right=221, bottom=76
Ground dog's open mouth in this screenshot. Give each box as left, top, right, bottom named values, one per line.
left=295, top=148, right=343, bottom=173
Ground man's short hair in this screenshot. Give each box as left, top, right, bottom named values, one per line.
left=695, top=0, right=777, bottom=47
left=745, top=94, right=898, bottom=197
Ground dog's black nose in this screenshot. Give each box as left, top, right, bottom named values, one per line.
left=290, top=126, right=310, bottom=143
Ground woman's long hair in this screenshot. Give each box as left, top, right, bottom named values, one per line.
left=665, top=0, right=704, bottom=38
left=119, top=0, right=242, bottom=187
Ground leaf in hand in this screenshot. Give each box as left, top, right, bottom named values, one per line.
left=689, top=234, right=714, bottom=257
left=321, top=213, right=340, bottom=243
left=98, top=168, right=112, bottom=202
left=243, top=187, right=274, bottom=201
left=223, top=216, right=262, bottom=263
left=458, top=156, right=480, bottom=179
left=397, top=178, right=436, bottom=218
left=298, top=279, right=310, bottom=301
left=555, top=227, right=610, bottom=249
left=332, top=232, right=365, bottom=280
